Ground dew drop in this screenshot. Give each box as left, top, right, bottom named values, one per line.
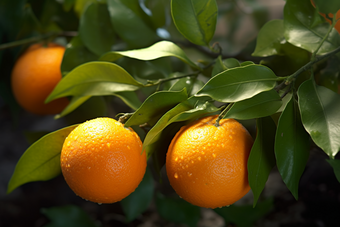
left=201, top=151, right=205, bottom=155
left=208, top=143, right=211, bottom=146
left=229, top=135, right=233, bottom=139
left=187, top=172, right=192, bottom=177
left=198, top=156, right=202, bottom=161
left=180, top=156, right=184, bottom=160
left=222, top=143, right=225, bottom=148
left=212, top=153, right=216, bottom=158
left=182, top=166, right=185, bottom=169
left=67, top=141, right=71, bottom=147
left=213, top=137, right=217, bottom=141
left=186, top=165, right=189, bottom=168
left=127, top=145, right=131, bottom=150
left=174, top=173, right=179, bottom=179
left=175, top=157, right=178, bottom=162
left=203, top=147, right=206, bottom=150
left=191, top=160, right=194, bottom=164
left=107, top=143, right=111, bottom=148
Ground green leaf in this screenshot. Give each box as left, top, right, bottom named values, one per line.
left=124, top=89, right=188, bottom=127
left=112, top=91, right=142, bottom=111
left=61, top=36, right=99, bottom=73
left=7, top=125, right=77, bottom=194
left=252, top=19, right=285, bottom=57
left=100, top=41, right=199, bottom=69
left=298, top=79, right=340, bottom=158
left=214, top=198, right=273, bottom=227
left=196, top=65, right=278, bottom=102
left=313, top=0, right=340, bottom=15
left=171, top=0, right=218, bottom=46
left=211, top=55, right=227, bottom=77
left=223, top=58, right=241, bottom=69
left=248, top=117, right=276, bottom=207
left=121, top=168, right=154, bottom=222
left=224, top=90, right=282, bottom=120
left=275, top=96, right=310, bottom=200
left=63, top=96, right=109, bottom=125
left=143, top=96, right=220, bottom=157
left=41, top=205, right=98, bottom=227
left=144, top=0, right=167, bottom=29
left=156, top=193, right=200, bottom=227
left=284, top=0, right=340, bottom=54
left=79, top=2, right=116, bottom=56
left=326, top=159, right=340, bottom=183
left=107, top=0, right=157, bottom=48
left=47, top=62, right=144, bottom=102
left=56, top=96, right=91, bottom=119
left=169, top=76, right=204, bottom=96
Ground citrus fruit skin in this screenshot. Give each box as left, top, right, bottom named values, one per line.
left=11, top=43, right=69, bottom=115
left=166, top=115, right=253, bottom=209
left=61, top=117, right=147, bottom=204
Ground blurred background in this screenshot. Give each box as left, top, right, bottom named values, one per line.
left=1, top=0, right=340, bottom=226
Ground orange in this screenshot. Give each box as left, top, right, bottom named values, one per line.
left=11, top=42, right=69, bottom=115
left=311, top=0, right=340, bottom=33
left=166, top=115, right=253, bottom=209
left=60, top=117, right=147, bottom=204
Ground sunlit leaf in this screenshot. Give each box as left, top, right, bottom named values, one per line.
left=47, top=62, right=144, bottom=102
left=100, top=41, right=199, bottom=69
left=171, top=0, right=218, bottom=46
left=169, top=76, right=204, bottom=96
left=7, top=125, right=77, bottom=194
left=275, top=96, right=310, bottom=200
left=143, top=97, right=219, bottom=157
left=224, top=90, right=282, bottom=120
left=248, top=117, right=276, bottom=207
left=298, top=79, right=340, bottom=158
left=124, top=89, right=188, bottom=127
left=121, top=168, right=154, bottom=222
left=284, top=0, right=340, bottom=54
left=252, top=19, right=285, bottom=57
left=196, top=65, right=278, bottom=102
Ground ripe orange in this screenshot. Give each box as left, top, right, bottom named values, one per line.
left=11, top=42, right=69, bottom=115
left=311, top=0, right=340, bottom=33
left=166, top=115, right=253, bottom=209
left=60, top=117, right=147, bottom=204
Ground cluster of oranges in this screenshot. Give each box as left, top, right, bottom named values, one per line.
left=60, top=115, right=253, bottom=209
left=11, top=42, right=254, bottom=208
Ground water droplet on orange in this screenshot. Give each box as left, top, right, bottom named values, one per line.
left=174, top=173, right=179, bottom=179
